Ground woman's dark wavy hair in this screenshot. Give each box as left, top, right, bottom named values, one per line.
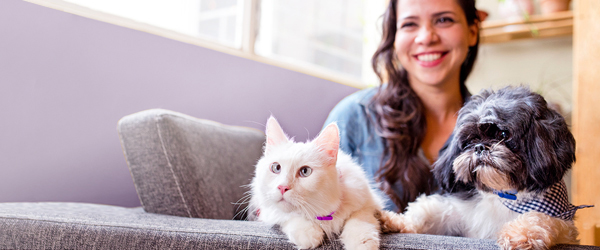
left=370, top=0, right=480, bottom=212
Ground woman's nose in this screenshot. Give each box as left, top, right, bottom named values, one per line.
left=415, top=24, right=438, bottom=45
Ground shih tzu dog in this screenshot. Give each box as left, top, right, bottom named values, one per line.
left=380, top=86, right=592, bottom=249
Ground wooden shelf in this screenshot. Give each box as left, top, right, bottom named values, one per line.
left=481, top=11, right=573, bottom=44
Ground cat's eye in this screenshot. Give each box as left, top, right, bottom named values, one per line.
left=270, top=162, right=281, bottom=174
left=299, top=166, right=312, bottom=177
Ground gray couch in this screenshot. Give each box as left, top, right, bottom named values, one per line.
left=0, top=109, right=597, bottom=249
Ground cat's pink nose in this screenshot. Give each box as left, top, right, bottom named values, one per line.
left=278, top=185, right=290, bottom=195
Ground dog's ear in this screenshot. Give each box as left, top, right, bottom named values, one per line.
left=432, top=94, right=484, bottom=193
left=524, top=94, right=575, bottom=191
left=433, top=133, right=473, bottom=193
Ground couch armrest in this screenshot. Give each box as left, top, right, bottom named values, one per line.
left=117, top=109, right=265, bottom=219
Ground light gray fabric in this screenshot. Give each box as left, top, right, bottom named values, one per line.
left=1, top=202, right=596, bottom=250
left=118, top=109, right=265, bottom=219
left=0, top=202, right=469, bottom=249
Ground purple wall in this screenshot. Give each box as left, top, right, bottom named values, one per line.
left=0, top=0, right=357, bottom=207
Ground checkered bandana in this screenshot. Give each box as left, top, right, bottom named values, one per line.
left=498, top=180, right=593, bottom=220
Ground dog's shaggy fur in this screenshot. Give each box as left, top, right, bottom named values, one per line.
left=381, top=87, right=583, bottom=249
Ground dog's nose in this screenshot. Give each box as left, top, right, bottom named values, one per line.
left=474, top=144, right=485, bottom=155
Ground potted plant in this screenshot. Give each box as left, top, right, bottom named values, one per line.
left=497, top=0, right=534, bottom=20
left=539, top=0, right=572, bottom=14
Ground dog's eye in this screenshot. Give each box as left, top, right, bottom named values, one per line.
left=461, top=136, right=477, bottom=149
left=497, top=130, right=510, bottom=140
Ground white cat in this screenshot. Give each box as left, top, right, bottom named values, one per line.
left=249, top=116, right=384, bottom=250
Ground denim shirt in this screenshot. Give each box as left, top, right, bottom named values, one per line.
left=323, top=87, right=466, bottom=212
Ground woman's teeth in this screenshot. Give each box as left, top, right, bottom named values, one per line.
left=417, top=53, right=442, bottom=62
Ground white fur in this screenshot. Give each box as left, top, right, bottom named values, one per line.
left=402, top=191, right=519, bottom=239
left=381, top=188, right=580, bottom=249
left=250, top=118, right=383, bottom=249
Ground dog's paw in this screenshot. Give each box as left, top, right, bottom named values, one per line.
left=497, top=219, right=552, bottom=250
left=378, top=210, right=416, bottom=234
left=497, top=212, right=576, bottom=250
left=497, top=232, right=546, bottom=250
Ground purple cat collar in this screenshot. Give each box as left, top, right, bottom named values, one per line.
left=316, top=211, right=335, bottom=221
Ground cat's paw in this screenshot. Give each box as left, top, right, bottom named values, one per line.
left=341, top=211, right=381, bottom=250
left=357, top=238, right=379, bottom=250
left=288, top=227, right=324, bottom=249
left=286, top=222, right=324, bottom=249
left=378, top=210, right=416, bottom=233
left=342, top=228, right=379, bottom=250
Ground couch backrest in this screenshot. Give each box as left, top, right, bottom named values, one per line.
left=118, top=109, right=265, bottom=220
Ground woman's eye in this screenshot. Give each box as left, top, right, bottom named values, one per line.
left=270, top=162, right=281, bottom=174
left=439, top=17, right=454, bottom=22
left=398, top=21, right=417, bottom=29
left=299, top=166, right=312, bottom=177
left=436, top=17, right=455, bottom=27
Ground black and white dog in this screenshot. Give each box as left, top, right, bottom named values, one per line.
left=380, top=86, right=592, bottom=249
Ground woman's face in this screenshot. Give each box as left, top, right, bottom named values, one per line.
left=394, top=0, right=478, bottom=89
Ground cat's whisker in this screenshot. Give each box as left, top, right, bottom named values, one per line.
left=243, top=120, right=266, bottom=128
left=297, top=198, right=319, bottom=218
left=232, top=197, right=250, bottom=206
left=232, top=196, right=252, bottom=213
left=232, top=192, right=253, bottom=206
left=295, top=198, right=311, bottom=215
left=232, top=206, right=250, bottom=220
left=304, top=127, right=311, bottom=140
left=232, top=193, right=254, bottom=220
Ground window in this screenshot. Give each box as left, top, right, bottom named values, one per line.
left=64, top=0, right=246, bottom=48
left=30, top=0, right=387, bottom=87
left=197, top=0, right=245, bottom=48
left=256, top=0, right=381, bottom=82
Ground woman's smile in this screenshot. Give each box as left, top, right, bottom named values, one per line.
left=414, top=51, right=449, bottom=67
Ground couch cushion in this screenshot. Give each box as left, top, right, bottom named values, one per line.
left=2, top=202, right=597, bottom=250
left=118, top=109, right=265, bottom=219
left=0, top=202, right=477, bottom=249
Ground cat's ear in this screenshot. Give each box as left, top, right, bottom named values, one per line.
left=314, top=123, right=339, bottom=165
left=265, top=116, right=289, bottom=153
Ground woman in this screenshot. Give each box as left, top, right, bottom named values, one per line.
left=323, top=0, right=481, bottom=212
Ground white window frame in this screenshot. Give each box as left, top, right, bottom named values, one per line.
left=25, top=0, right=386, bottom=89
